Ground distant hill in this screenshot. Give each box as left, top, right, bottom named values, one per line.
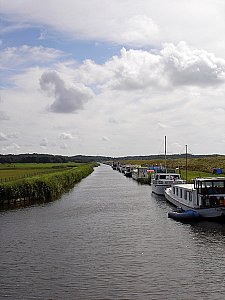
left=0, top=153, right=224, bottom=164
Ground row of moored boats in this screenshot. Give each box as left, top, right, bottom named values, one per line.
left=111, top=162, right=225, bottom=221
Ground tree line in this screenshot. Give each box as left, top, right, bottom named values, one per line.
left=0, top=153, right=223, bottom=164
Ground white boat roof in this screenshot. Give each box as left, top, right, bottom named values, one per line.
left=173, top=183, right=194, bottom=190
left=195, top=177, right=225, bottom=181
left=155, top=173, right=180, bottom=175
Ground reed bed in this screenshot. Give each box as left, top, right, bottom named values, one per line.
left=0, top=163, right=97, bottom=206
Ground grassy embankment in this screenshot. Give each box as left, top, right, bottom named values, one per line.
left=0, top=162, right=97, bottom=206
left=117, top=156, right=225, bottom=183
left=0, top=162, right=80, bottom=182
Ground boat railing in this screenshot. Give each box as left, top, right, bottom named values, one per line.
left=153, top=178, right=185, bottom=184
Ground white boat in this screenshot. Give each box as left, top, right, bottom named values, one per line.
left=165, top=177, right=225, bottom=219
left=152, top=172, right=185, bottom=195
left=151, top=136, right=185, bottom=195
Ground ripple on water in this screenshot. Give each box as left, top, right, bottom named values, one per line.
left=0, top=165, right=225, bottom=300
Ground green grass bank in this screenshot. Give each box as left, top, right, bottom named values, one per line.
left=0, top=163, right=97, bottom=207
left=116, top=156, right=225, bottom=182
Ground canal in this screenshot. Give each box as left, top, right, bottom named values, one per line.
left=0, top=164, right=225, bottom=299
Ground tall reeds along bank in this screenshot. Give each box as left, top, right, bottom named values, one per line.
left=0, top=163, right=97, bottom=207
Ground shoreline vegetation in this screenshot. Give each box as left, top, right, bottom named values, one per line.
left=0, top=163, right=98, bottom=209
left=115, top=156, right=225, bottom=183
left=0, top=154, right=224, bottom=209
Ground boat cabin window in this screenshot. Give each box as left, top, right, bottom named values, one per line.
left=176, top=188, right=179, bottom=196
left=180, top=189, right=183, bottom=198
left=158, top=174, right=179, bottom=180
left=213, top=181, right=225, bottom=194
left=197, top=180, right=225, bottom=195
left=173, top=187, right=175, bottom=194
left=188, top=191, right=192, bottom=201
left=184, top=190, right=187, bottom=200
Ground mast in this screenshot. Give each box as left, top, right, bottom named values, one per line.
left=185, top=144, right=188, bottom=182
left=165, top=135, right=167, bottom=172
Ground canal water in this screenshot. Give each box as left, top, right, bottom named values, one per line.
left=0, top=164, right=225, bottom=300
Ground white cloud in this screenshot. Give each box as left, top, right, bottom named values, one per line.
left=0, top=22, right=31, bottom=35
left=171, top=142, right=183, bottom=153
left=0, top=132, right=8, bottom=141
left=40, top=71, right=94, bottom=113
left=0, top=7, right=224, bottom=157
left=161, top=42, right=225, bottom=86
left=102, top=136, right=110, bottom=142
left=0, top=131, right=18, bottom=141
left=38, top=27, right=48, bottom=40
left=74, top=43, right=225, bottom=91
left=1, top=0, right=225, bottom=57
left=59, top=132, right=73, bottom=140
left=0, top=111, right=10, bottom=120
left=157, top=122, right=170, bottom=129
left=106, top=15, right=160, bottom=47
left=60, top=143, right=68, bottom=149
left=0, top=45, right=63, bottom=70
left=40, top=138, right=48, bottom=147
left=7, top=132, right=19, bottom=139
left=1, top=143, right=20, bottom=153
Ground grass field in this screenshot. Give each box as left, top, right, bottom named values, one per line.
left=0, top=163, right=97, bottom=205
left=0, top=162, right=79, bottom=183
left=180, top=170, right=224, bottom=183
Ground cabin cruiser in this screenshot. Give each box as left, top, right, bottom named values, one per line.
left=124, top=165, right=133, bottom=178
left=165, top=177, right=225, bottom=219
left=151, top=172, right=185, bottom=195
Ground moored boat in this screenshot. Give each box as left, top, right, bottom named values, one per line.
left=152, top=172, right=185, bottom=195
left=151, top=136, right=185, bottom=195
left=165, top=177, right=225, bottom=219
left=124, top=165, right=133, bottom=178
left=132, top=166, right=148, bottom=181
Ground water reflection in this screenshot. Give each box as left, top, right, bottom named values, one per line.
left=190, top=221, right=225, bottom=242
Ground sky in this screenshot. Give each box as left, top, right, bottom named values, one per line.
left=0, top=0, right=225, bottom=157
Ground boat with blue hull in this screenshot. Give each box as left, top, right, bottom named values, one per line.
left=165, top=177, right=225, bottom=220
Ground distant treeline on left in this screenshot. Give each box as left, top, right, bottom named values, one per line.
left=0, top=153, right=109, bottom=164
left=0, top=163, right=98, bottom=207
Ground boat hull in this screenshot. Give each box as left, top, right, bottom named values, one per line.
left=152, top=184, right=170, bottom=195
left=125, top=172, right=132, bottom=178
left=165, top=189, right=225, bottom=219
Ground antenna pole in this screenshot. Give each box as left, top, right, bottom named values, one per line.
left=185, top=144, right=188, bottom=182
left=165, top=136, right=167, bottom=172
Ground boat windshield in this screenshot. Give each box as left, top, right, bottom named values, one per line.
left=196, top=180, right=225, bottom=195
left=159, top=174, right=180, bottom=180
